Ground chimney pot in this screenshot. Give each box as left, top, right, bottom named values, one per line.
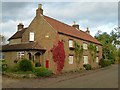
left=86, top=27, right=90, bottom=34
left=18, top=23, right=24, bottom=31
left=38, top=4, right=42, bottom=9
left=36, top=4, right=43, bottom=16
left=72, top=21, right=79, bottom=30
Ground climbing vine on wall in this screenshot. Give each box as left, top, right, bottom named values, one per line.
left=51, top=41, right=65, bottom=74
left=88, top=43, right=97, bottom=62
left=74, top=41, right=83, bottom=69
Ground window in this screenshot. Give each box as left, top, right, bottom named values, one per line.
left=96, top=46, right=99, bottom=51
left=96, top=57, right=99, bottom=63
left=29, top=32, right=34, bottom=41
left=83, top=43, right=87, bottom=50
left=17, top=52, right=25, bottom=59
left=83, top=56, right=88, bottom=64
left=69, top=55, right=73, bottom=64
left=69, top=40, right=74, bottom=48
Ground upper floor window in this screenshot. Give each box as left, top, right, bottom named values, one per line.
left=96, top=56, right=99, bottom=63
left=69, top=39, right=74, bottom=48
left=29, top=32, right=34, bottom=42
left=96, top=46, right=99, bottom=51
left=83, top=43, right=87, bottom=50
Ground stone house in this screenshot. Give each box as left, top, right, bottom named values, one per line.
left=2, top=4, right=102, bottom=72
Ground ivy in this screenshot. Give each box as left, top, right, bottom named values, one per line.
left=88, top=43, right=97, bottom=62
left=51, top=41, right=65, bottom=74
left=74, top=41, right=83, bottom=68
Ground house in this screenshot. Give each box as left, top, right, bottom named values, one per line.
left=2, top=4, right=102, bottom=72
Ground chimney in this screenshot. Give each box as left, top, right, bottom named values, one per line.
left=18, top=23, right=24, bottom=31
left=36, top=4, right=43, bottom=16
left=72, top=21, right=79, bottom=30
left=86, top=27, right=90, bottom=34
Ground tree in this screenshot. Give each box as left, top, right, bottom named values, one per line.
left=95, top=28, right=119, bottom=63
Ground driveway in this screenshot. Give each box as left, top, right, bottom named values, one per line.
left=2, top=64, right=118, bottom=88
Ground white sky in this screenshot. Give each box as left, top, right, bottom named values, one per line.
left=1, top=0, right=118, bottom=40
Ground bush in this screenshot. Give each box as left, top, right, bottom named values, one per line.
left=34, top=67, right=52, bottom=77
left=99, top=58, right=111, bottom=68
left=110, top=59, right=115, bottom=64
left=35, top=62, right=41, bottom=67
left=18, top=58, right=33, bottom=72
left=2, top=63, right=8, bottom=71
left=83, top=64, right=92, bottom=70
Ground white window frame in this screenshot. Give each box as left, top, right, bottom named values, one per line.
left=83, top=43, right=88, bottom=50
left=96, top=56, right=99, bottom=63
left=96, top=46, right=99, bottom=51
left=29, top=32, right=34, bottom=41
left=69, top=39, right=73, bottom=48
left=17, top=51, right=25, bottom=59
left=83, top=56, right=88, bottom=64
left=68, top=55, right=74, bottom=64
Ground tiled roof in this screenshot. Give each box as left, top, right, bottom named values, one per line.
left=44, top=15, right=102, bottom=45
left=8, top=28, right=27, bottom=41
left=2, top=42, right=46, bottom=52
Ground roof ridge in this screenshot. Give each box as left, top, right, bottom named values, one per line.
left=43, top=15, right=102, bottom=45
left=44, top=15, right=74, bottom=29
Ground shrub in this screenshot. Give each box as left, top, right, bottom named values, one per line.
left=99, top=58, right=111, bottom=67
left=35, top=62, right=41, bottom=67
left=110, top=59, right=115, bottom=64
left=18, top=58, right=33, bottom=72
left=34, top=67, right=52, bottom=77
left=83, top=64, right=92, bottom=70
left=2, top=63, right=8, bottom=71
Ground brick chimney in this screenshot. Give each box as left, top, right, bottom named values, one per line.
left=18, top=23, right=24, bottom=31
left=72, top=21, right=79, bottom=30
left=36, top=4, right=43, bottom=16
left=86, top=27, right=90, bottom=34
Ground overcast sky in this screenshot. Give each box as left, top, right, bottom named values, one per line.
left=1, top=2, right=118, bottom=40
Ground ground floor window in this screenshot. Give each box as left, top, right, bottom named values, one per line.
left=96, top=56, right=99, bottom=63
left=83, top=56, right=88, bottom=64
left=69, top=55, right=73, bottom=64
left=17, top=51, right=25, bottom=59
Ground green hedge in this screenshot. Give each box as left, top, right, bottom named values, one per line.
left=83, top=64, right=92, bottom=70
left=99, top=58, right=111, bottom=68
left=34, top=67, right=52, bottom=77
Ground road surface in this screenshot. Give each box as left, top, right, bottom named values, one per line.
left=2, top=64, right=118, bottom=88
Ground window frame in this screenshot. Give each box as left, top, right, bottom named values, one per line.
left=96, top=56, right=99, bottom=63
left=83, top=43, right=88, bottom=50
left=29, top=32, right=35, bottom=42
left=68, top=55, right=74, bottom=64
left=69, top=39, right=74, bottom=48
left=83, top=56, right=88, bottom=64
left=96, top=46, right=99, bottom=51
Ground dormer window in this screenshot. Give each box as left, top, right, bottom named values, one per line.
left=69, top=39, right=74, bottom=48
left=29, top=32, right=34, bottom=42
left=83, top=43, right=87, bottom=50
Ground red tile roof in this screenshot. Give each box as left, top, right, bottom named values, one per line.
left=44, top=15, right=102, bottom=45
left=2, top=42, right=46, bottom=52
left=8, top=28, right=27, bottom=41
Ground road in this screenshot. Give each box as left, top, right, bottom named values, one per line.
left=2, top=64, right=118, bottom=88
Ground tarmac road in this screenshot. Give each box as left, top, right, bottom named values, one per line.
left=2, top=64, right=118, bottom=88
